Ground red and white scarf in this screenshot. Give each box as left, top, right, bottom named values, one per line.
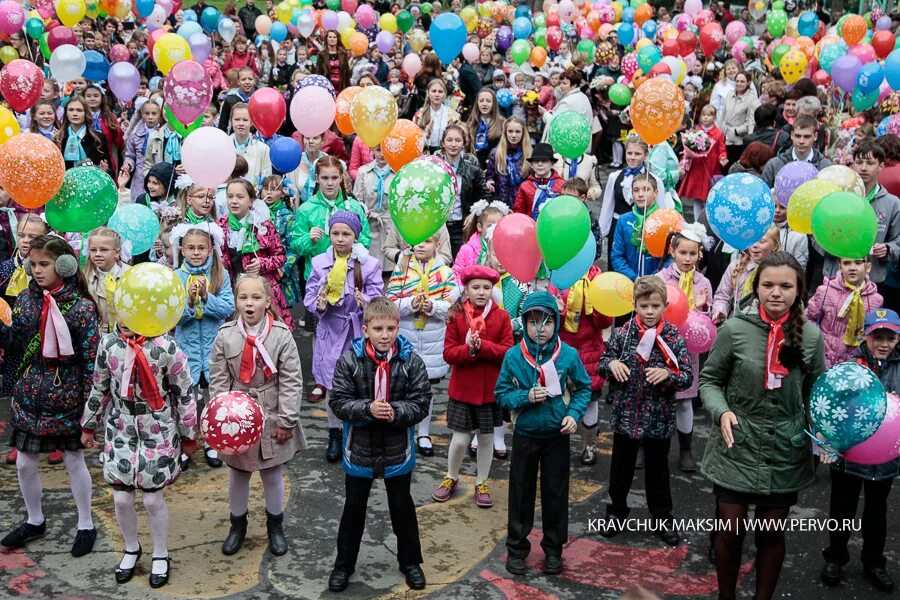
left=40, top=284, right=74, bottom=359
left=759, top=305, right=789, bottom=390
left=519, top=338, right=563, bottom=396
left=365, top=340, right=394, bottom=403
left=635, top=318, right=680, bottom=373
left=463, top=299, right=492, bottom=343
left=120, top=335, right=164, bottom=410
left=238, top=315, right=278, bottom=384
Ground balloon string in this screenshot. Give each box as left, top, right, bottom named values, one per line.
left=804, top=427, right=838, bottom=459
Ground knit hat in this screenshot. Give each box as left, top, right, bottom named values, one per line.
left=328, top=210, right=362, bottom=238
left=461, top=265, right=500, bottom=286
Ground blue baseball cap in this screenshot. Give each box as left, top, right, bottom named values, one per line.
left=864, top=309, right=900, bottom=335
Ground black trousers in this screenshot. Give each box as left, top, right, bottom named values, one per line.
left=823, top=469, right=893, bottom=568
left=335, top=473, right=423, bottom=571
left=608, top=433, right=673, bottom=518
left=447, top=220, right=464, bottom=259
left=507, top=433, right=571, bottom=560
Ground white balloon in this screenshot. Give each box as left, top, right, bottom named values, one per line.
left=147, top=4, right=167, bottom=30
left=661, top=55, right=684, bottom=83
left=336, top=10, right=352, bottom=32
left=297, top=13, right=315, bottom=38
left=49, top=44, right=86, bottom=83
left=218, top=18, right=236, bottom=43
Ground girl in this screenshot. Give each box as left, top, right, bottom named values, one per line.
left=222, top=35, right=259, bottom=75
left=807, top=257, right=883, bottom=368
left=313, top=30, right=350, bottom=92
left=230, top=103, right=272, bottom=186
left=432, top=265, right=514, bottom=508
left=611, top=173, right=670, bottom=281
left=84, top=227, right=130, bottom=335
left=678, top=105, right=728, bottom=224
left=414, top=79, right=461, bottom=154
left=304, top=211, right=383, bottom=461
left=352, top=145, right=395, bottom=275
left=80, top=321, right=196, bottom=588
left=466, top=88, right=504, bottom=168
left=711, top=225, right=780, bottom=323
left=290, top=132, right=327, bottom=203
left=210, top=274, right=306, bottom=558
left=179, top=181, right=217, bottom=224
left=84, top=84, right=124, bottom=174
left=29, top=99, right=58, bottom=140
left=218, top=178, right=294, bottom=330
left=0, top=235, right=99, bottom=557
left=437, top=125, right=486, bottom=256
left=56, top=95, right=111, bottom=174
left=122, top=98, right=162, bottom=204
left=387, top=232, right=457, bottom=456
left=261, top=175, right=301, bottom=308
left=656, top=224, right=714, bottom=472
left=452, top=200, right=508, bottom=286
left=485, top=117, right=531, bottom=209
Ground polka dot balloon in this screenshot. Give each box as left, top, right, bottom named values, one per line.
left=113, top=263, right=187, bottom=337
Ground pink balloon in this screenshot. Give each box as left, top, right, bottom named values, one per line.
left=163, top=60, right=213, bottom=126
left=462, top=42, right=479, bottom=62
left=355, top=4, right=375, bottom=28
left=147, top=28, right=166, bottom=54
left=157, top=0, right=173, bottom=17
left=679, top=311, right=717, bottom=354
left=290, top=85, right=335, bottom=137
left=725, top=20, right=746, bottom=45
left=0, top=1, right=24, bottom=37
left=109, top=44, right=130, bottom=63
left=848, top=43, right=877, bottom=64
left=0, top=59, right=43, bottom=113
left=684, top=0, right=702, bottom=17
left=402, top=53, right=422, bottom=77
left=492, top=214, right=542, bottom=282
left=341, top=0, right=358, bottom=13
left=182, top=127, right=237, bottom=188
left=844, top=393, right=900, bottom=465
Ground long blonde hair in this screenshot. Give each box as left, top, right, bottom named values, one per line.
left=494, top=117, right=531, bottom=177
left=416, top=78, right=448, bottom=132
left=731, top=225, right=780, bottom=291
left=466, top=88, right=504, bottom=151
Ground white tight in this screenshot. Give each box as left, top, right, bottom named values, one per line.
left=228, top=466, right=285, bottom=516
left=583, top=399, right=599, bottom=428
left=324, top=391, right=341, bottom=429
left=676, top=400, right=693, bottom=434
left=416, top=396, right=434, bottom=441
left=17, top=450, right=93, bottom=529
left=113, top=489, right=169, bottom=568
left=447, top=431, right=493, bottom=485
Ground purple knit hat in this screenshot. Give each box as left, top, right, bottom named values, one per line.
left=328, top=210, right=362, bottom=238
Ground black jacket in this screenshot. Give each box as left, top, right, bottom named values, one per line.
left=743, top=126, right=790, bottom=154
left=438, top=151, right=489, bottom=219
left=238, top=4, right=262, bottom=38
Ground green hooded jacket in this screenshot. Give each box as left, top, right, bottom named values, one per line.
left=289, top=191, right=371, bottom=279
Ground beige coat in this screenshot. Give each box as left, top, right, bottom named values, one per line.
left=383, top=223, right=452, bottom=271
left=718, top=90, right=760, bottom=146
left=209, top=318, right=307, bottom=472
left=353, top=162, right=396, bottom=271
left=86, top=262, right=129, bottom=335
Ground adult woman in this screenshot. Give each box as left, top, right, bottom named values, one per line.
left=728, top=141, right=774, bottom=178
left=474, top=46, right=495, bottom=87
left=719, top=71, right=760, bottom=168
left=314, top=30, right=350, bottom=92
left=466, top=88, right=504, bottom=168
left=84, top=84, right=124, bottom=174
left=710, top=59, right=743, bottom=118
left=436, top=125, right=485, bottom=256
left=700, top=251, right=826, bottom=600
left=541, top=68, right=595, bottom=143
left=414, top=79, right=460, bottom=155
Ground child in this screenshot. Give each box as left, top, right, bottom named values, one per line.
left=327, top=297, right=431, bottom=593
left=80, top=323, right=197, bottom=588
left=229, top=102, right=272, bottom=186
left=467, top=88, right=504, bottom=168
left=485, top=117, right=531, bottom=209
left=84, top=227, right=130, bottom=335
left=513, top=143, right=565, bottom=219
left=712, top=225, right=780, bottom=323
left=387, top=233, right=458, bottom=456
left=0, top=235, right=100, bottom=556
left=352, top=146, right=395, bottom=275
left=217, top=178, right=294, bottom=330
left=29, top=98, right=59, bottom=140
left=304, top=211, right=383, bottom=461
left=807, top=257, right=883, bottom=368
left=56, top=94, right=110, bottom=173
left=772, top=197, right=808, bottom=269
left=598, top=276, right=692, bottom=546
left=119, top=160, right=177, bottom=215
left=171, top=222, right=235, bottom=468
left=656, top=224, right=714, bottom=472
left=290, top=132, right=327, bottom=202
left=433, top=265, right=514, bottom=508
left=821, top=309, right=900, bottom=593
left=452, top=200, right=509, bottom=286
left=209, top=274, right=306, bottom=557
left=414, top=78, right=460, bottom=154
left=494, top=291, right=592, bottom=576
left=611, top=173, right=670, bottom=281
left=677, top=105, right=728, bottom=223
left=122, top=97, right=162, bottom=203
left=179, top=180, right=217, bottom=224
left=261, top=175, right=301, bottom=308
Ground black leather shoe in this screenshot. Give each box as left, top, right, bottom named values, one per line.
left=655, top=518, right=680, bottom=547
left=71, top=527, right=97, bottom=557
left=115, top=544, right=143, bottom=584
left=543, top=555, right=563, bottom=574
left=400, top=564, right=426, bottom=590
left=204, top=447, right=223, bottom=468
left=600, top=510, right=625, bottom=538
left=149, top=556, right=170, bottom=588
left=221, top=512, right=248, bottom=556
left=416, top=436, right=434, bottom=457
left=506, top=557, right=527, bottom=575
left=493, top=449, right=509, bottom=460
left=468, top=444, right=477, bottom=457
left=266, top=511, right=287, bottom=556
left=821, top=561, right=841, bottom=587
left=0, top=519, right=46, bottom=548
left=328, top=568, right=352, bottom=592
left=865, top=565, right=895, bottom=592
left=326, top=428, right=342, bottom=462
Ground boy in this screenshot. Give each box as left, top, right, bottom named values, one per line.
left=513, top=143, right=565, bottom=219
left=218, top=67, right=257, bottom=132
left=821, top=308, right=900, bottom=593
left=327, top=297, right=431, bottom=593
left=597, top=277, right=692, bottom=545
left=761, top=115, right=832, bottom=187
left=495, top=291, right=592, bottom=576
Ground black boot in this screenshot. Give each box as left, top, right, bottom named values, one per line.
left=221, top=512, right=248, bottom=556
left=326, top=428, right=342, bottom=462
left=266, top=511, right=287, bottom=556
left=678, top=430, right=698, bottom=473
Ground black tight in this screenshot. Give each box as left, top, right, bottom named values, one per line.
left=715, top=501, right=789, bottom=600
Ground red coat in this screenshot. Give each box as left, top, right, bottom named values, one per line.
left=879, top=161, right=900, bottom=199
left=444, top=304, right=514, bottom=406
left=223, top=51, right=259, bottom=75
left=513, top=171, right=566, bottom=218
left=677, top=126, right=726, bottom=202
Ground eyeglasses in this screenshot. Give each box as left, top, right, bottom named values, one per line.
left=189, top=193, right=215, bottom=200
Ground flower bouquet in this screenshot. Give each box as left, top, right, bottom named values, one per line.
left=680, top=129, right=713, bottom=171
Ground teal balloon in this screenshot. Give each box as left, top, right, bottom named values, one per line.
left=535, top=196, right=590, bottom=269
left=548, top=111, right=591, bottom=159
left=637, top=44, right=661, bottom=72
left=550, top=235, right=596, bottom=289
left=811, top=362, right=887, bottom=452
left=852, top=87, right=880, bottom=111
left=388, top=158, right=455, bottom=245
left=108, top=204, right=161, bottom=255
left=819, top=44, right=845, bottom=74
left=24, top=17, right=43, bottom=40
left=45, top=167, right=118, bottom=233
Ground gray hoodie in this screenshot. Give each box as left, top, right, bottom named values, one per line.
left=761, top=147, right=832, bottom=188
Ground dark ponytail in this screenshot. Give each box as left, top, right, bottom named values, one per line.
left=752, top=251, right=807, bottom=371
left=30, top=234, right=99, bottom=316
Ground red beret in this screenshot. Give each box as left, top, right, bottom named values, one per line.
left=461, top=265, right=500, bottom=286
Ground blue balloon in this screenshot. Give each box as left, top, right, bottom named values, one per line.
left=108, top=204, right=160, bottom=256
left=797, top=11, right=819, bottom=37
left=515, top=5, right=531, bottom=19
left=706, top=173, right=775, bottom=250
left=201, top=6, right=220, bottom=32
left=877, top=115, right=892, bottom=137
left=135, top=0, right=154, bottom=18
left=270, top=22, right=288, bottom=43
left=270, top=137, right=302, bottom=173
left=513, top=16, right=532, bottom=40
left=177, top=21, right=202, bottom=40
left=642, top=19, right=657, bottom=40
left=618, top=23, right=635, bottom=46
left=622, top=7, right=635, bottom=24
left=811, top=362, right=887, bottom=452
left=497, top=88, right=514, bottom=108
left=856, top=62, right=884, bottom=95
left=885, top=49, right=900, bottom=90
left=550, top=236, right=596, bottom=290
left=83, top=50, right=110, bottom=82
left=182, top=10, right=197, bottom=22
left=429, top=13, right=466, bottom=65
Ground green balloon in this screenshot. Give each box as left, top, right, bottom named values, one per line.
left=772, top=0, right=784, bottom=9
left=421, top=2, right=431, bottom=14
left=609, top=83, right=632, bottom=107
left=388, top=159, right=454, bottom=245
left=767, top=9, right=787, bottom=37
left=631, top=0, right=646, bottom=6
left=510, top=39, right=530, bottom=66
left=811, top=192, right=878, bottom=259
left=637, top=45, right=661, bottom=72
left=39, top=32, right=49, bottom=61
left=532, top=13, right=546, bottom=29
left=852, top=87, right=880, bottom=111
left=533, top=28, right=547, bottom=49
left=548, top=111, right=591, bottom=159
left=165, top=105, right=202, bottom=137
left=45, top=167, right=118, bottom=233
left=325, top=0, right=339, bottom=10
left=576, top=39, right=596, bottom=59
left=396, top=10, right=414, bottom=33
left=25, top=18, right=43, bottom=40
left=536, top=196, right=590, bottom=269
left=771, top=43, right=790, bottom=68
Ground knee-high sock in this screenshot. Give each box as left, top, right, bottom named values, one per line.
left=63, top=451, right=94, bottom=530
left=583, top=399, right=599, bottom=428
left=143, top=491, right=169, bottom=568
left=416, top=396, right=434, bottom=442
left=325, top=391, right=341, bottom=428
left=16, top=451, right=43, bottom=525
left=113, top=490, right=140, bottom=569
left=259, top=466, right=285, bottom=515
left=475, top=433, right=494, bottom=485
left=676, top=400, right=693, bottom=434
left=229, top=468, right=253, bottom=516
left=493, top=422, right=507, bottom=452
left=446, top=431, right=471, bottom=480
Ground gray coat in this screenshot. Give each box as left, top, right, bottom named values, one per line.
left=761, top=147, right=832, bottom=187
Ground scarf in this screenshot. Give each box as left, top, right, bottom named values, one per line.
left=40, top=284, right=74, bottom=359
left=300, top=153, right=319, bottom=201
left=568, top=157, right=579, bottom=178
left=426, top=104, right=448, bottom=147
left=531, top=177, right=558, bottom=220
left=497, top=273, right=526, bottom=317
left=410, top=257, right=434, bottom=330
left=623, top=165, right=645, bottom=177
left=838, top=280, right=866, bottom=347
left=365, top=340, right=394, bottom=403
left=325, top=251, right=350, bottom=305
left=163, top=128, right=182, bottom=162
left=564, top=277, right=593, bottom=333
left=475, top=118, right=489, bottom=152
left=741, top=264, right=758, bottom=299
left=475, top=233, right=492, bottom=265
left=186, top=208, right=208, bottom=224
left=519, top=338, right=563, bottom=395
left=105, top=272, right=119, bottom=332
left=38, top=125, right=56, bottom=140
left=635, top=318, right=680, bottom=373
left=227, top=213, right=260, bottom=254
left=317, top=190, right=349, bottom=224
left=463, top=299, right=492, bottom=340
left=181, top=258, right=212, bottom=320
left=866, top=184, right=880, bottom=204
left=238, top=315, right=277, bottom=384
left=267, top=198, right=286, bottom=218
left=120, top=335, right=164, bottom=410
left=677, top=267, right=696, bottom=311
left=372, top=163, right=392, bottom=211
left=759, top=305, right=790, bottom=390
left=91, top=111, right=102, bottom=133
left=507, top=148, right=523, bottom=186
left=6, top=253, right=27, bottom=297
left=63, top=125, right=88, bottom=163
left=233, top=134, right=253, bottom=155
left=630, top=203, right=658, bottom=248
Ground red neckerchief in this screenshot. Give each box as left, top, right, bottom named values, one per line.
left=463, top=299, right=487, bottom=335
left=365, top=340, right=393, bottom=403
left=759, top=305, right=790, bottom=389
left=519, top=338, right=561, bottom=386
left=635, top=317, right=680, bottom=373
left=239, top=315, right=275, bottom=384
left=123, top=334, right=164, bottom=411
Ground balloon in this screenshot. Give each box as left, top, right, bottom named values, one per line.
left=510, top=39, right=530, bottom=65
left=530, top=46, right=548, bottom=68
left=818, top=43, right=845, bottom=74
left=637, top=44, right=661, bottom=72
left=47, top=25, right=76, bottom=52
left=677, top=31, right=697, bottom=56
left=588, top=272, right=634, bottom=317
left=699, top=22, right=724, bottom=56
left=163, top=60, right=212, bottom=127
left=146, top=4, right=167, bottom=30
left=430, top=13, right=466, bottom=65
left=643, top=208, right=685, bottom=257
left=355, top=3, right=375, bottom=27
left=536, top=195, right=590, bottom=269
left=375, top=30, right=394, bottom=54
left=0, top=105, right=18, bottom=145
left=844, top=392, right=900, bottom=465
left=549, top=236, right=596, bottom=290
left=162, top=104, right=201, bottom=137
left=848, top=43, right=877, bottom=65
left=217, top=17, right=236, bottom=43
left=201, top=391, right=264, bottom=456
left=873, top=30, right=895, bottom=60
left=380, top=119, right=423, bottom=172
left=107, top=61, right=140, bottom=102
left=108, top=43, right=129, bottom=64
left=856, top=61, right=885, bottom=95
left=779, top=47, right=807, bottom=84
left=817, top=164, right=866, bottom=196
left=497, top=88, right=514, bottom=108
left=0, top=297, right=10, bottom=326
left=811, top=192, right=878, bottom=260
left=346, top=30, right=365, bottom=56
left=725, top=20, right=746, bottom=45
left=188, top=32, right=212, bottom=64
left=886, top=50, right=900, bottom=91
left=513, top=15, right=532, bottom=39
left=408, top=28, right=426, bottom=53
left=774, top=160, right=818, bottom=206
left=547, top=111, right=590, bottom=159
left=83, top=49, right=110, bottom=82
left=460, top=42, right=479, bottom=63
left=44, top=166, right=117, bottom=232
left=113, top=263, right=187, bottom=338
left=841, top=14, right=867, bottom=46
left=54, top=0, right=82, bottom=28
left=617, top=22, right=634, bottom=46
left=246, top=87, right=285, bottom=139
left=767, top=8, right=787, bottom=37
left=0, top=134, right=64, bottom=208
left=270, top=21, right=288, bottom=42
left=663, top=284, right=689, bottom=326
left=0, top=46, right=14, bottom=65
left=831, top=54, right=862, bottom=93
left=706, top=173, right=775, bottom=250
left=200, top=5, right=219, bottom=30
left=255, top=15, right=272, bottom=35
left=680, top=311, right=717, bottom=353
left=493, top=214, right=542, bottom=282
left=181, top=127, right=236, bottom=188
left=48, top=44, right=85, bottom=84
left=630, top=78, right=684, bottom=145
left=811, top=362, right=886, bottom=452
left=2, top=59, right=44, bottom=114
left=334, top=86, right=361, bottom=135
left=297, top=73, right=336, bottom=98
left=296, top=12, right=315, bottom=37
left=402, top=52, right=422, bottom=77
left=269, top=136, right=302, bottom=174
left=25, top=17, right=44, bottom=40
left=153, top=33, right=191, bottom=75
left=786, top=180, right=840, bottom=234
left=609, top=82, right=632, bottom=107
left=177, top=20, right=201, bottom=40
left=797, top=11, right=818, bottom=37
left=349, top=85, right=396, bottom=147
left=396, top=9, right=413, bottom=33
left=290, top=85, right=336, bottom=137
left=388, top=158, right=455, bottom=245
left=108, top=203, right=160, bottom=256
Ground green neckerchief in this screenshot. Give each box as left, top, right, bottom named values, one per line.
left=866, top=183, right=880, bottom=204
left=267, top=198, right=286, bottom=216
left=630, top=203, right=659, bottom=248
left=227, top=213, right=260, bottom=254
left=186, top=208, right=209, bottom=224
left=477, top=233, right=490, bottom=265
left=316, top=190, right=347, bottom=221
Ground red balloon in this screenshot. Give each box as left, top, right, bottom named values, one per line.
left=547, top=26, right=563, bottom=51
left=171, top=0, right=183, bottom=12
left=662, top=38, right=679, bottom=56
left=872, top=30, right=895, bottom=60
left=664, top=284, right=689, bottom=327
left=699, top=22, right=724, bottom=57
left=546, top=13, right=560, bottom=28
left=813, top=20, right=826, bottom=42
left=249, top=87, right=286, bottom=138
left=492, top=214, right=542, bottom=283
left=811, top=69, right=831, bottom=87
left=0, top=60, right=43, bottom=113
left=649, top=62, right=672, bottom=78
left=677, top=31, right=697, bottom=57
left=46, top=26, right=76, bottom=52
left=694, top=9, right=714, bottom=28
left=200, top=391, right=264, bottom=456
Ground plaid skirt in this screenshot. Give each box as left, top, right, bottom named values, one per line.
left=446, top=398, right=502, bottom=434
left=11, top=428, right=82, bottom=454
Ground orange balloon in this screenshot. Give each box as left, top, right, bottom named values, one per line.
left=586, top=10, right=601, bottom=32
left=642, top=208, right=686, bottom=257
left=335, top=86, right=361, bottom=135
left=0, top=133, right=64, bottom=209
left=349, top=31, right=368, bottom=56
left=0, top=297, right=10, bottom=326
left=530, top=46, right=547, bottom=68
left=630, top=77, right=684, bottom=146
left=632, top=69, right=647, bottom=88
left=380, top=119, right=424, bottom=172
left=793, top=36, right=815, bottom=60
left=841, top=14, right=866, bottom=46
left=634, top=3, right=653, bottom=26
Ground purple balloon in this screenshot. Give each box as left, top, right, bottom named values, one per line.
left=189, top=32, right=212, bottom=63
left=108, top=62, right=140, bottom=102
left=877, top=15, right=893, bottom=31
left=832, top=54, right=862, bottom=93
left=496, top=26, right=514, bottom=52
left=376, top=30, right=394, bottom=53
left=296, top=74, right=335, bottom=98
left=774, top=161, right=819, bottom=206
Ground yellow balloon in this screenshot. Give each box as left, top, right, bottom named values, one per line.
left=0, top=46, right=17, bottom=65
left=0, top=106, right=20, bottom=145
left=85, top=0, right=99, bottom=18
left=113, top=263, right=186, bottom=337
left=56, top=0, right=86, bottom=28
left=663, top=27, right=678, bottom=40
left=675, top=58, right=687, bottom=84
left=779, top=47, right=807, bottom=84
left=350, top=86, right=397, bottom=148
left=408, top=29, right=427, bottom=53
left=588, top=272, right=634, bottom=317
left=787, top=180, right=839, bottom=234
left=817, top=164, right=866, bottom=196
left=379, top=13, right=397, bottom=33
left=786, top=15, right=799, bottom=37
left=276, top=1, right=292, bottom=22
left=610, top=1, right=623, bottom=23
left=114, top=0, right=132, bottom=19
left=340, top=26, right=355, bottom=49
left=460, top=6, right=477, bottom=24
left=152, top=33, right=191, bottom=75
left=635, top=38, right=651, bottom=51
left=27, top=9, right=40, bottom=19
left=478, top=1, right=493, bottom=18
